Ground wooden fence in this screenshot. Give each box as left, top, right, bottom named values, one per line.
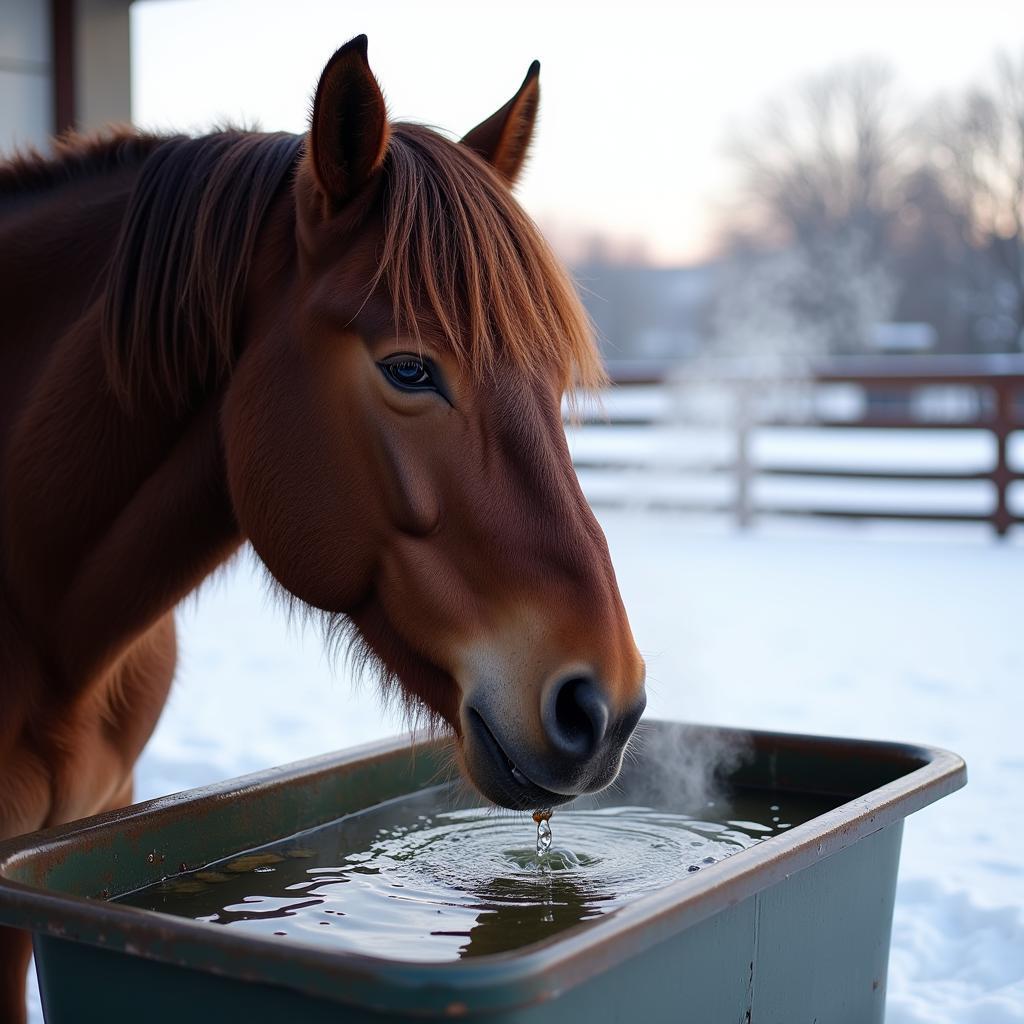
left=569, top=355, right=1024, bottom=536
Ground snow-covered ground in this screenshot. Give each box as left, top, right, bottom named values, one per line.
left=26, top=513, right=1024, bottom=1023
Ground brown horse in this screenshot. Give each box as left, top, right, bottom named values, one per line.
left=0, top=36, right=645, bottom=1019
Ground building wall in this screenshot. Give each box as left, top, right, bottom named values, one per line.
left=76, top=0, right=131, bottom=130
left=0, top=0, right=54, bottom=153
left=0, top=0, right=132, bottom=157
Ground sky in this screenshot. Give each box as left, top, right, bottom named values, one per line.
left=133, top=0, right=1021, bottom=265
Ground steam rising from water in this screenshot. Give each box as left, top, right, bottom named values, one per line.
left=623, top=720, right=754, bottom=811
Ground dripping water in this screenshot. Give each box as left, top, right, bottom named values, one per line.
left=533, top=808, right=553, bottom=858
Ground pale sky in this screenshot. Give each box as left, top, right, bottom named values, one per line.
left=133, top=0, right=1021, bottom=265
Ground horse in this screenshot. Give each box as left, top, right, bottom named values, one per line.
left=0, top=35, right=646, bottom=1020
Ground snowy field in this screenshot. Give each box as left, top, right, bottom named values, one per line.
left=26, top=512, right=1024, bottom=1023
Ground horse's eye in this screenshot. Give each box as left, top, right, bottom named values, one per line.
left=379, top=356, right=436, bottom=392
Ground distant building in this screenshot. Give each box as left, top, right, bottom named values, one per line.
left=571, top=262, right=717, bottom=361
left=869, top=322, right=937, bottom=354
left=1, top=0, right=133, bottom=155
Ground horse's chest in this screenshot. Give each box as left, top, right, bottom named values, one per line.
left=0, top=714, right=130, bottom=838
left=45, top=718, right=133, bottom=826
left=1, top=617, right=175, bottom=838
left=0, top=742, right=52, bottom=839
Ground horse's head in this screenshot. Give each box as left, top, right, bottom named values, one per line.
left=225, top=36, right=645, bottom=809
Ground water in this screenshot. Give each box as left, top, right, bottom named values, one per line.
left=116, top=785, right=839, bottom=960
left=533, top=808, right=553, bottom=856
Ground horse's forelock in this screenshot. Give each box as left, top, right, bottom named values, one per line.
left=371, top=124, right=606, bottom=397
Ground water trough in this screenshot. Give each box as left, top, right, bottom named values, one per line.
left=0, top=720, right=965, bottom=1023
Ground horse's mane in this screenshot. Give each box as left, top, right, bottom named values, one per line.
left=101, top=129, right=304, bottom=407
left=0, top=129, right=163, bottom=202
left=20, top=123, right=602, bottom=407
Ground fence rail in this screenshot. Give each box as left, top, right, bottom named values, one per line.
left=570, top=355, right=1024, bottom=536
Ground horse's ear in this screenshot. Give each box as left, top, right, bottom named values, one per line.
left=461, top=61, right=540, bottom=186
left=309, top=35, right=389, bottom=208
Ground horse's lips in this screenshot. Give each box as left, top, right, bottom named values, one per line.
left=464, top=708, right=570, bottom=810
left=472, top=711, right=531, bottom=783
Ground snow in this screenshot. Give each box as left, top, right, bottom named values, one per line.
left=569, top=423, right=998, bottom=473
left=25, top=512, right=1024, bottom=1023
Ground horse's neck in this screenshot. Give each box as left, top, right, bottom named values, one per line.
left=8, top=331, right=242, bottom=687
left=0, top=168, right=138, bottom=444
left=2, top=195, right=254, bottom=691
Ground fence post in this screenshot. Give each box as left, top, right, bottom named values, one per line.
left=734, top=381, right=753, bottom=529
left=993, top=381, right=1014, bottom=538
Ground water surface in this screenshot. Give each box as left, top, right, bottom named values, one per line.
left=117, top=784, right=839, bottom=960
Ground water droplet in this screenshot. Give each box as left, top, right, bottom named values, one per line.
left=687, top=864, right=700, bottom=872
left=533, top=810, right=553, bottom=855
left=536, top=815, right=552, bottom=856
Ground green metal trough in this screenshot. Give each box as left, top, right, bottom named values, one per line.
left=0, top=720, right=965, bottom=1023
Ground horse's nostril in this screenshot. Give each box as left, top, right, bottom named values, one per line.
left=544, top=674, right=610, bottom=760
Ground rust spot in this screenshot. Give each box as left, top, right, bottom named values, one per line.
left=145, top=850, right=165, bottom=865
left=532, top=809, right=552, bottom=824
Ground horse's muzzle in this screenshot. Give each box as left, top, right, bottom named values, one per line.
left=461, top=685, right=646, bottom=810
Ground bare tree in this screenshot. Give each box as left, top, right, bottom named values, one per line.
left=923, top=49, right=1024, bottom=349
left=713, top=61, right=906, bottom=354
left=728, top=61, right=902, bottom=251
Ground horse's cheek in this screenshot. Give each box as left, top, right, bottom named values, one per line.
left=220, top=353, right=374, bottom=613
